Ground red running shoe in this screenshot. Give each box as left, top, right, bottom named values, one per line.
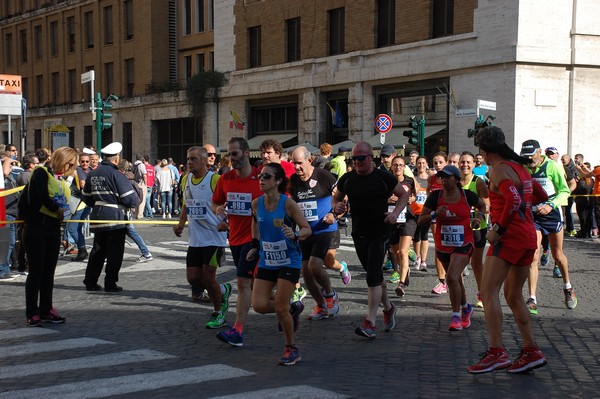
left=467, top=348, right=512, bottom=374
left=507, top=348, right=547, bottom=373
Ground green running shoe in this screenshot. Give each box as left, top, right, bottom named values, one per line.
left=206, top=312, right=226, bottom=329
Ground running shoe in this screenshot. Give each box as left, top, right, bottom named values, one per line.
left=216, top=327, right=243, bottom=347
left=395, top=283, right=405, bottom=297
left=553, top=266, right=562, bottom=278
left=448, top=315, right=463, bottom=331
left=137, top=253, right=153, bottom=263
left=383, top=303, right=397, bottom=332
left=526, top=298, right=538, bottom=315
left=339, top=261, right=352, bottom=284
left=27, top=315, right=43, bottom=327
left=408, top=248, right=417, bottom=262
left=467, top=349, right=512, bottom=374
left=431, top=282, right=447, bottom=295
left=308, top=305, right=328, bottom=320
left=564, top=288, right=578, bottom=309
left=355, top=319, right=376, bottom=339
left=221, top=283, right=232, bottom=314
left=292, top=286, right=307, bottom=303
left=388, top=271, right=400, bottom=283
left=419, top=261, right=428, bottom=272
left=325, top=295, right=340, bottom=318
left=507, top=348, right=547, bottom=373
left=566, top=230, right=577, bottom=237
left=475, top=292, right=484, bottom=308
left=461, top=304, right=474, bottom=329
left=413, top=256, right=421, bottom=271
left=540, top=250, right=549, bottom=267
left=278, top=345, right=301, bottom=366
left=383, top=259, right=394, bottom=270
left=206, top=312, right=226, bottom=329
left=40, top=309, right=66, bottom=324
left=290, top=301, right=304, bottom=332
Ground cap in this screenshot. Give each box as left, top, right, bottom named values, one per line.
left=82, top=147, right=96, bottom=155
left=381, top=144, right=396, bottom=157
left=545, top=146, right=558, bottom=155
left=436, top=165, right=461, bottom=179
left=338, top=145, right=352, bottom=153
left=520, top=140, right=541, bottom=156
left=101, top=142, right=123, bottom=156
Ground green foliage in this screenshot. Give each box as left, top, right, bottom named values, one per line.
left=186, top=71, right=228, bottom=122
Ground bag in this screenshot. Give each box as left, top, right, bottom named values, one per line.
left=132, top=162, right=145, bottom=183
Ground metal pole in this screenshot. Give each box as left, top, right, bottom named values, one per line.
left=95, top=93, right=102, bottom=151
left=7, top=115, right=11, bottom=145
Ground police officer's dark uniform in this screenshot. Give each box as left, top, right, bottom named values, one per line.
left=82, top=142, right=140, bottom=292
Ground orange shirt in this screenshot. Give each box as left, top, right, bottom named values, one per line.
left=593, top=166, right=600, bottom=195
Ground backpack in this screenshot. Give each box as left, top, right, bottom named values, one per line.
left=132, top=162, right=145, bottom=183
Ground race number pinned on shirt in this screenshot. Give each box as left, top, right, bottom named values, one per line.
left=262, top=240, right=291, bottom=267
left=388, top=205, right=407, bottom=223
left=299, top=201, right=319, bottom=222
left=415, top=191, right=427, bottom=204
left=534, top=177, right=556, bottom=197
left=186, top=199, right=207, bottom=220
left=440, top=225, right=464, bottom=247
left=227, top=192, right=253, bottom=216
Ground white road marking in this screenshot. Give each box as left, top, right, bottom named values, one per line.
left=0, top=349, right=173, bottom=379
left=209, top=385, right=348, bottom=399
left=0, top=328, right=57, bottom=340
left=0, top=364, right=255, bottom=399
left=0, top=337, right=113, bottom=358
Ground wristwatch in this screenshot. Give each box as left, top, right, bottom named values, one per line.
left=492, top=223, right=506, bottom=236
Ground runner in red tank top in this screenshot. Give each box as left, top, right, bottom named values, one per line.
left=428, top=152, right=448, bottom=295
left=468, top=126, right=549, bottom=375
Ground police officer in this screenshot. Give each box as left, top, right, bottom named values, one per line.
left=82, top=142, right=140, bottom=292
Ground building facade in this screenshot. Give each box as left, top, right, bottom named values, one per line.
left=1, top=0, right=599, bottom=163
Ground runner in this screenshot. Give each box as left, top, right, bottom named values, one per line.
left=249, top=162, right=311, bottom=365
left=411, top=156, right=430, bottom=272
left=332, top=142, right=409, bottom=338
left=468, top=126, right=548, bottom=374
left=418, top=165, right=485, bottom=331
left=173, top=146, right=232, bottom=329
left=429, top=152, right=448, bottom=295
left=459, top=151, right=490, bottom=308
left=213, top=137, right=263, bottom=347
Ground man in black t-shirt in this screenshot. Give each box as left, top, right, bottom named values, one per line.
left=332, top=142, right=409, bottom=338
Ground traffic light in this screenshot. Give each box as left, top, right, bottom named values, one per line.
left=99, top=101, right=113, bottom=130
left=467, top=114, right=495, bottom=146
left=95, top=92, right=119, bottom=150
left=403, top=116, right=419, bottom=146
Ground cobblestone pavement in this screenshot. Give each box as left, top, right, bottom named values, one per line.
left=0, top=222, right=598, bottom=398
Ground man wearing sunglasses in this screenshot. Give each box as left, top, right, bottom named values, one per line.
left=213, top=137, right=263, bottom=346
left=203, top=143, right=218, bottom=173
left=332, top=142, right=410, bottom=338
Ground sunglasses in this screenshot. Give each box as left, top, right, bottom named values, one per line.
left=351, top=155, right=370, bottom=162
left=258, top=173, right=274, bottom=180
left=207, top=152, right=216, bottom=157
left=81, top=160, right=90, bottom=163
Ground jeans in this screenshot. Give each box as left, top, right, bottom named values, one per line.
left=65, top=207, right=92, bottom=249
left=160, top=190, right=173, bottom=214
left=0, top=215, right=16, bottom=275
left=144, top=187, right=154, bottom=218
left=126, top=224, right=150, bottom=257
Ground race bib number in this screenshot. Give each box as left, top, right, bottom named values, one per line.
left=227, top=192, right=252, bottom=216
left=440, top=225, right=464, bottom=247
left=388, top=205, right=407, bottom=223
left=262, top=239, right=291, bottom=267
left=415, top=191, right=427, bottom=204
left=298, top=201, right=319, bottom=222
left=186, top=199, right=207, bottom=220
left=534, top=177, right=556, bottom=197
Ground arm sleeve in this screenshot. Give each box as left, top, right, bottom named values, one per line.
left=496, top=179, right=522, bottom=227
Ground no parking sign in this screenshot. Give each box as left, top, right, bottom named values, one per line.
left=375, top=114, right=393, bottom=144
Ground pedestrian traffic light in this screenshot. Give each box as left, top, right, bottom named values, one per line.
left=403, top=116, right=419, bottom=146
left=467, top=114, right=496, bottom=145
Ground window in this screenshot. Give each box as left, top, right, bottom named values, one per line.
left=251, top=105, right=298, bottom=135
left=248, top=26, right=261, bottom=68
left=68, top=69, right=77, bottom=103
left=105, top=62, right=114, bottom=94
left=125, top=58, right=134, bottom=97
left=328, top=8, right=345, bottom=55
left=183, top=0, right=192, bottom=35
left=67, top=16, right=76, bottom=52
left=50, top=21, right=58, bottom=56
left=286, top=18, right=301, bottom=62
left=184, top=55, right=192, bottom=80
left=5, top=34, right=13, bottom=66
left=84, top=125, right=93, bottom=147
left=103, top=6, right=113, bottom=45
left=196, top=0, right=204, bottom=33
left=19, top=29, right=27, bottom=63
left=208, top=0, right=214, bottom=30
left=209, top=51, right=214, bottom=70
left=36, top=75, right=43, bottom=106
left=85, top=11, right=94, bottom=49
left=196, top=53, right=205, bottom=72
left=433, top=0, right=453, bottom=38
left=377, top=0, right=395, bottom=47
left=124, top=0, right=134, bottom=40
left=34, top=25, right=42, bottom=60
left=34, top=129, right=42, bottom=150
left=122, top=122, right=133, bottom=161
left=51, top=72, right=59, bottom=105
left=22, top=77, right=28, bottom=100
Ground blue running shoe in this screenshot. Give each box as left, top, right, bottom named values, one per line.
left=278, top=345, right=301, bottom=366
left=553, top=266, right=562, bottom=278
left=540, top=250, right=549, bottom=267
left=383, top=259, right=393, bottom=270
left=216, top=327, right=243, bottom=347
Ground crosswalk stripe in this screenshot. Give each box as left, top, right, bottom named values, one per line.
left=0, top=337, right=113, bottom=359
left=0, top=364, right=255, bottom=399
left=0, top=328, right=57, bottom=341
left=208, top=385, right=348, bottom=399
left=0, top=349, right=174, bottom=380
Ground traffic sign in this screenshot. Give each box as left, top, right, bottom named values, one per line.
left=375, top=114, right=393, bottom=134
left=81, top=70, right=95, bottom=84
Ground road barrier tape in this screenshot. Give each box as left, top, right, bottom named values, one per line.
left=0, top=186, right=25, bottom=197
left=0, top=219, right=184, bottom=225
